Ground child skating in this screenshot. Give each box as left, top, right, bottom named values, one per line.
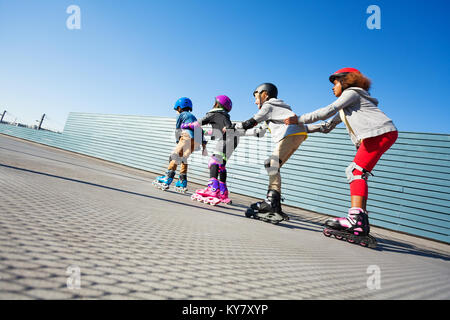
left=236, top=83, right=308, bottom=224
left=184, top=95, right=266, bottom=205
left=285, top=68, right=398, bottom=247
left=152, top=97, right=204, bottom=193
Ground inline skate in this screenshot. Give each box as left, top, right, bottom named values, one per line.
left=152, top=170, right=175, bottom=191
left=323, top=207, right=377, bottom=248
left=245, top=190, right=289, bottom=224
left=174, top=174, right=188, bottom=193
left=218, top=181, right=232, bottom=205
left=191, top=178, right=221, bottom=205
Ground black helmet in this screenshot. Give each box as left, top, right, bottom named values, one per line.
left=253, top=83, right=278, bottom=99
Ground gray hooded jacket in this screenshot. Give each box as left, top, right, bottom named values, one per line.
left=301, top=87, right=397, bottom=145
left=252, top=98, right=307, bottom=143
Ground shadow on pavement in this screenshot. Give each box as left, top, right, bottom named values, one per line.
left=2, top=163, right=449, bottom=262
left=0, top=146, right=152, bottom=183
left=1, top=163, right=313, bottom=233
left=374, top=238, right=450, bottom=261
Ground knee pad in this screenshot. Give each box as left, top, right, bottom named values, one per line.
left=264, top=156, right=282, bottom=176
left=345, top=162, right=372, bottom=184
left=170, top=153, right=188, bottom=164
left=180, top=156, right=188, bottom=164
left=208, top=155, right=224, bottom=168
left=169, top=153, right=181, bottom=164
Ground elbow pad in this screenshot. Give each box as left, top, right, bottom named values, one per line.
left=241, top=118, right=257, bottom=130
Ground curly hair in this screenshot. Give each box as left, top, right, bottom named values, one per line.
left=340, top=72, right=371, bottom=91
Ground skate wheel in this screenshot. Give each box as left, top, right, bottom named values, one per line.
left=245, top=209, right=255, bottom=218
left=323, top=229, right=331, bottom=237
left=359, top=241, right=368, bottom=247
left=368, top=236, right=377, bottom=249
left=347, top=238, right=355, bottom=243
left=335, top=235, right=343, bottom=240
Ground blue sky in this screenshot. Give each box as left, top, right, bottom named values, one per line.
left=0, top=0, right=449, bottom=133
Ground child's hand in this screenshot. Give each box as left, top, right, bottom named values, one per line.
left=284, top=115, right=299, bottom=125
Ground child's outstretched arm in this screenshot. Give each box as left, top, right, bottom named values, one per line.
left=180, top=121, right=200, bottom=130
left=300, top=90, right=359, bottom=124
left=180, top=110, right=216, bottom=130
left=243, top=124, right=267, bottom=138
left=284, top=90, right=359, bottom=126
left=225, top=123, right=266, bottom=138
left=306, top=114, right=342, bottom=133
left=235, top=104, right=270, bottom=130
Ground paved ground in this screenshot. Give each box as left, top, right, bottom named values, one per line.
left=0, top=134, right=449, bottom=300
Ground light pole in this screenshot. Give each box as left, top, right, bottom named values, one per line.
left=38, top=114, right=46, bottom=130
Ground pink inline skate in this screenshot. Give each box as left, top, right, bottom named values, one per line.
left=323, top=207, right=377, bottom=248
left=218, top=181, right=232, bottom=205
left=191, top=178, right=222, bottom=205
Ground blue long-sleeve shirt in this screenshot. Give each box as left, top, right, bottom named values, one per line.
left=175, top=111, right=203, bottom=143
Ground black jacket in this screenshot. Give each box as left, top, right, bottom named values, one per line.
left=199, top=109, right=233, bottom=141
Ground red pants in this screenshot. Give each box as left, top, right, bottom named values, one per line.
left=350, top=131, right=398, bottom=198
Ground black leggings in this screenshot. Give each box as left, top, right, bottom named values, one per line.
left=210, top=163, right=227, bottom=183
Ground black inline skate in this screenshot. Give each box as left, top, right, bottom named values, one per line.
left=323, top=207, right=377, bottom=248
left=245, top=190, right=289, bottom=224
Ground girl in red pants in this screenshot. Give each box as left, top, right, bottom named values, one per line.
left=286, top=68, right=398, bottom=247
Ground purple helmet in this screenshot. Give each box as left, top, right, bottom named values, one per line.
left=215, top=95, right=232, bottom=112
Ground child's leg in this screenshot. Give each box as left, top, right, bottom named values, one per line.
left=168, top=134, right=191, bottom=172
left=180, top=138, right=200, bottom=174
left=208, top=155, right=224, bottom=192
left=209, top=156, right=220, bottom=180
left=268, top=135, right=306, bottom=193
left=349, top=131, right=398, bottom=210
left=218, top=162, right=228, bottom=198
left=219, top=166, right=227, bottom=183
left=209, top=155, right=226, bottom=183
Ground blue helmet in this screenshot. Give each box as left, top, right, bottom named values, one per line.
left=173, top=97, right=193, bottom=111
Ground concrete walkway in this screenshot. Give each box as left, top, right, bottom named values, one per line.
left=0, top=134, right=448, bottom=300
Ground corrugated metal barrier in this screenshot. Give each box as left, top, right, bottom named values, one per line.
left=1, top=112, right=449, bottom=243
